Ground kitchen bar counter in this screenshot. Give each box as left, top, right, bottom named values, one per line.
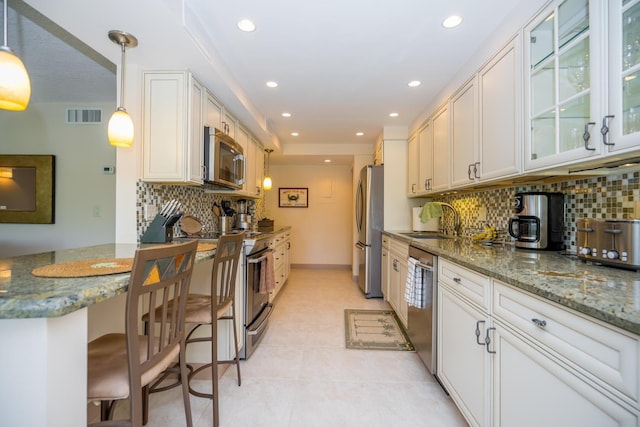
left=0, top=242, right=216, bottom=427
left=0, top=243, right=217, bottom=319
left=384, top=231, right=640, bottom=336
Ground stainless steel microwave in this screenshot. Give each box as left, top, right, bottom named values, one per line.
left=204, top=127, right=245, bottom=189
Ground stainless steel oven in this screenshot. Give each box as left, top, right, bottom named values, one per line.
left=241, top=237, right=273, bottom=359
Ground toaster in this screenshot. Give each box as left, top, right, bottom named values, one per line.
left=576, top=219, right=640, bottom=271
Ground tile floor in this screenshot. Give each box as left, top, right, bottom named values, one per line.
left=141, top=268, right=468, bottom=426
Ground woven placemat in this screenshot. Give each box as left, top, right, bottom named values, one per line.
left=32, top=258, right=134, bottom=278
left=197, top=242, right=217, bottom=252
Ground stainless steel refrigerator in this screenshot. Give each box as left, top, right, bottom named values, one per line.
left=355, top=165, right=383, bottom=298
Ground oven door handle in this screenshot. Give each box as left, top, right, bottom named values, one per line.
left=247, top=304, right=273, bottom=336
left=247, top=249, right=274, bottom=264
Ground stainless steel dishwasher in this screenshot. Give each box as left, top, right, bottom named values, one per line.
left=407, top=245, right=437, bottom=375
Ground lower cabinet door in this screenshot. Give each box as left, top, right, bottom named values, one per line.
left=438, top=285, right=491, bottom=427
left=493, top=324, right=639, bottom=427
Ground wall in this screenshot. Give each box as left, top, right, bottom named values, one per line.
left=0, top=103, right=116, bottom=257
left=431, top=169, right=640, bottom=253
left=264, top=164, right=353, bottom=267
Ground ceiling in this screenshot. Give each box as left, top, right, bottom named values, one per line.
left=4, top=0, right=531, bottom=165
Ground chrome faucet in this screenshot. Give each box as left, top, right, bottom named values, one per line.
left=436, top=202, right=462, bottom=236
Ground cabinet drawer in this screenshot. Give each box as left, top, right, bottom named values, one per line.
left=493, top=280, right=640, bottom=406
left=389, top=238, right=408, bottom=256
left=438, top=259, right=490, bottom=310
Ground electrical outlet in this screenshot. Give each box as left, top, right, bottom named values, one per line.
left=145, top=204, right=158, bottom=220
left=478, top=206, right=487, bottom=222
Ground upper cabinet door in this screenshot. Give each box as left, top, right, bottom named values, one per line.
left=407, top=133, right=420, bottom=196
left=524, top=0, right=603, bottom=170
left=606, top=0, right=640, bottom=153
left=478, top=36, right=522, bottom=181
left=450, top=77, right=478, bottom=187
left=188, top=76, right=204, bottom=184
left=205, top=91, right=222, bottom=130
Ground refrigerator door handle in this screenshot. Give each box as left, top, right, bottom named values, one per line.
left=355, top=241, right=367, bottom=250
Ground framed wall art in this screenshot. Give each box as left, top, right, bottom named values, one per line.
left=0, top=155, right=55, bottom=224
left=279, top=187, right=308, bottom=208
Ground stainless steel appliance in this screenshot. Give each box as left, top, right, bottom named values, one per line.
left=407, top=245, right=438, bottom=375
left=204, top=127, right=245, bottom=189
left=235, top=199, right=252, bottom=230
left=577, top=219, right=640, bottom=271
left=241, top=235, right=274, bottom=359
left=355, top=165, right=384, bottom=298
left=508, top=192, right=564, bottom=250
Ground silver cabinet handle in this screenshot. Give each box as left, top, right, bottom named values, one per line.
left=467, top=164, right=473, bottom=180
left=531, top=318, right=547, bottom=328
left=473, top=162, right=480, bottom=179
left=583, top=121, right=596, bottom=151
left=393, top=259, right=398, bottom=271
left=453, top=277, right=462, bottom=283
left=475, top=320, right=486, bottom=345
left=485, top=327, right=496, bottom=354
left=601, top=115, right=615, bottom=146
left=412, top=183, right=416, bottom=193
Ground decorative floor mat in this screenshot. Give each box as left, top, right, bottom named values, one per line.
left=344, top=309, right=414, bottom=351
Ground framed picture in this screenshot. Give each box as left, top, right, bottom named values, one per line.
left=279, top=187, right=308, bottom=208
left=0, top=155, right=55, bottom=224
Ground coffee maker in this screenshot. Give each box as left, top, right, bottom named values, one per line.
left=508, top=192, right=565, bottom=250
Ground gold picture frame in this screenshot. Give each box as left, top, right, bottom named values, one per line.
left=279, top=187, right=308, bottom=208
left=0, top=155, right=55, bottom=224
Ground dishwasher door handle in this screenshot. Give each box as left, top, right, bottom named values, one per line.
left=415, top=261, right=434, bottom=272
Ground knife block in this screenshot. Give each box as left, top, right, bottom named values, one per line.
left=140, top=213, right=181, bottom=243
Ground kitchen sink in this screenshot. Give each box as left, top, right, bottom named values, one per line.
left=399, top=232, right=453, bottom=239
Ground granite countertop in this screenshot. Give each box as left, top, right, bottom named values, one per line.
left=0, top=243, right=216, bottom=319
left=384, top=231, right=640, bottom=336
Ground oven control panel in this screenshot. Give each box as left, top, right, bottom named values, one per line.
left=577, top=219, right=640, bottom=270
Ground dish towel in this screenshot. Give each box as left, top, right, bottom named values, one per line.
left=420, top=202, right=443, bottom=223
left=404, top=257, right=425, bottom=308
left=259, top=250, right=276, bottom=294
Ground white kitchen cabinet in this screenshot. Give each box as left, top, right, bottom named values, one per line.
left=437, top=257, right=640, bottom=427
left=142, top=71, right=204, bottom=184
left=205, top=90, right=222, bottom=130
left=524, top=0, right=640, bottom=171
left=418, top=120, right=435, bottom=194
left=478, top=35, right=521, bottom=180
left=381, top=235, right=390, bottom=298
left=451, top=77, right=479, bottom=188
left=269, top=230, right=291, bottom=303
left=254, top=138, right=264, bottom=196
left=438, top=284, right=491, bottom=427
left=407, top=133, right=420, bottom=196
left=606, top=0, right=640, bottom=154
left=223, top=110, right=237, bottom=139
left=431, top=104, right=450, bottom=192
left=387, top=237, right=408, bottom=327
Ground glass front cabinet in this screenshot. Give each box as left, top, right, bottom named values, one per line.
left=524, top=0, right=640, bottom=171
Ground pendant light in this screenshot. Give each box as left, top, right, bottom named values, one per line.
left=107, top=30, right=137, bottom=148
left=0, top=0, right=31, bottom=111
left=263, top=149, right=273, bottom=191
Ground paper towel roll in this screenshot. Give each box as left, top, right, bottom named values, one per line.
left=413, top=207, right=440, bottom=231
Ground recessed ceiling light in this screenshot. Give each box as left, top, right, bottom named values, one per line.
left=389, top=112, right=399, bottom=118
left=442, top=15, right=463, bottom=28
left=324, top=159, right=332, bottom=163
left=237, top=19, right=256, bottom=32
left=281, top=112, right=291, bottom=117
left=291, top=132, right=299, bottom=136
left=266, top=81, right=278, bottom=88
left=408, top=80, right=421, bottom=87
left=356, top=132, right=364, bottom=136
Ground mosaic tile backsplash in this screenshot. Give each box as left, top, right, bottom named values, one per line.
left=137, top=169, right=640, bottom=254
left=136, top=181, right=264, bottom=240
left=434, top=169, right=640, bottom=253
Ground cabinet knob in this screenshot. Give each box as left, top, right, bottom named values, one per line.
left=453, top=277, right=462, bottom=283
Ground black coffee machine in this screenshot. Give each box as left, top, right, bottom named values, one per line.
left=508, top=192, right=564, bottom=250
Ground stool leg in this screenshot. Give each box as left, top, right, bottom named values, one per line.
left=231, top=302, right=241, bottom=386
left=211, top=317, right=219, bottom=427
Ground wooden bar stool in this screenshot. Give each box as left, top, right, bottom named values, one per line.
left=87, top=240, right=198, bottom=427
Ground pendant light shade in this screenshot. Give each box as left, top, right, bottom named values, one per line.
left=107, top=107, right=134, bottom=147
left=107, top=30, right=137, bottom=148
left=0, top=1, right=31, bottom=111
left=263, top=149, right=273, bottom=191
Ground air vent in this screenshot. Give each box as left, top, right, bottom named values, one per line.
left=66, top=108, right=103, bottom=124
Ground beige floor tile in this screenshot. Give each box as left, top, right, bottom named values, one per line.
left=138, top=268, right=467, bottom=427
